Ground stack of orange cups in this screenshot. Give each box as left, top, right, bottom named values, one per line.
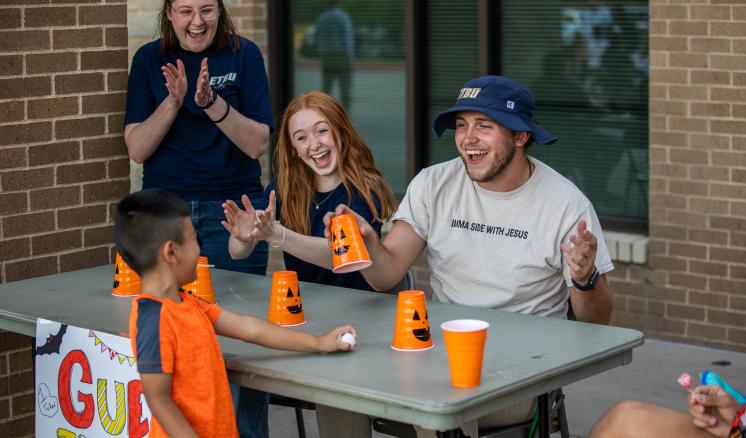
left=112, top=252, right=141, bottom=297
left=441, top=319, right=490, bottom=388
left=183, top=256, right=215, bottom=303
left=268, top=270, right=305, bottom=326
left=391, top=290, right=433, bottom=351
left=330, top=213, right=372, bottom=273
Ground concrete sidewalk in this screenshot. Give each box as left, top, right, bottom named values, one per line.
left=268, top=338, right=746, bottom=438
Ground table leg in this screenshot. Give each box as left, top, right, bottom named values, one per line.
left=436, top=429, right=467, bottom=438
left=294, top=407, right=306, bottom=438
left=538, top=392, right=550, bottom=438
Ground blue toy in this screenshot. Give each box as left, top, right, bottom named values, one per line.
left=701, top=370, right=746, bottom=405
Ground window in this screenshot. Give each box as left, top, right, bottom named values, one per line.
left=272, top=1, right=649, bottom=222
left=501, top=1, right=649, bottom=221
left=286, top=0, right=408, bottom=194
left=426, top=0, right=479, bottom=166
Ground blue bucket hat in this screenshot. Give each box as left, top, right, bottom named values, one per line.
left=432, top=76, right=557, bottom=145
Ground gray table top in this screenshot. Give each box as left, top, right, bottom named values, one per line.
left=0, top=265, right=644, bottom=430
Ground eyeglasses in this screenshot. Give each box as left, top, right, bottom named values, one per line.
left=171, top=6, right=220, bottom=22
left=293, top=126, right=331, bottom=145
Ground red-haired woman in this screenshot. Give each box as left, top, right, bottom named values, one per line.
left=223, top=91, right=396, bottom=291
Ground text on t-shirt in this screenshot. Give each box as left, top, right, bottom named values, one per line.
left=450, top=218, right=529, bottom=240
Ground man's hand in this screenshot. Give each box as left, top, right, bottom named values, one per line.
left=561, top=220, right=598, bottom=285
left=322, top=204, right=376, bottom=246
left=161, top=59, right=187, bottom=108
left=688, top=385, right=739, bottom=438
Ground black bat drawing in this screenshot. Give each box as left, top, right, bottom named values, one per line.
left=35, top=324, right=68, bottom=356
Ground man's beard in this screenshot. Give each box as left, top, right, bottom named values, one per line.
left=460, top=141, right=516, bottom=183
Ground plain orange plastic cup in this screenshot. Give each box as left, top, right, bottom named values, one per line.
left=391, top=290, right=434, bottom=351
left=268, top=270, right=305, bottom=326
left=330, top=213, right=372, bottom=273
left=112, top=252, right=141, bottom=297
left=183, top=256, right=215, bottom=303
left=441, top=319, right=490, bottom=388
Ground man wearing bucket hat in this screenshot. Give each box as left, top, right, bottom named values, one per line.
left=323, top=75, right=614, bottom=437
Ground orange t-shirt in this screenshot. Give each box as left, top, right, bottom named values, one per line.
left=129, top=291, right=237, bottom=438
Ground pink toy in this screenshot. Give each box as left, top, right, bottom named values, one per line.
left=678, top=372, right=692, bottom=391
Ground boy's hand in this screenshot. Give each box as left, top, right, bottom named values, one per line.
left=317, top=325, right=357, bottom=353
left=221, top=195, right=258, bottom=242
left=688, top=385, right=739, bottom=437
left=140, top=373, right=200, bottom=438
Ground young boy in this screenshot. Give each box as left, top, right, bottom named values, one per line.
left=115, top=189, right=355, bottom=438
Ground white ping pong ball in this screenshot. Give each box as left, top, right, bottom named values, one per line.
left=340, top=332, right=356, bottom=347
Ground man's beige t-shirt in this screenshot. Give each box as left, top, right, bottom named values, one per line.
left=393, top=157, right=613, bottom=319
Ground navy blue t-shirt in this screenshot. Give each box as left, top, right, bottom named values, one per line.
left=266, top=180, right=382, bottom=291
left=125, top=38, right=274, bottom=200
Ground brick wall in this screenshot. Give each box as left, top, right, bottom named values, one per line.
left=610, top=0, right=746, bottom=352
left=0, top=332, right=34, bottom=437
left=0, top=1, right=130, bottom=434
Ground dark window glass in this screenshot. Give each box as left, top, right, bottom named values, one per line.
left=502, top=1, right=649, bottom=221
left=291, top=1, right=407, bottom=194
left=426, top=0, right=480, bottom=166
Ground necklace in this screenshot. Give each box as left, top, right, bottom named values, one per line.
left=313, top=186, right=338, bottom=210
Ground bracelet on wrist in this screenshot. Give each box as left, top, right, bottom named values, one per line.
left=270, top=222, right=286, bottom=248
left=571, top=267, right=599, bottom=291
left=213, top=102, right=230, bottom=124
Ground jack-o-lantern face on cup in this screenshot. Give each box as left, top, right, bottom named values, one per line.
left=268, top=271, right=306, bottom=326
left=285, top=287, right=303, bottom=314
left=333, top=228, right=350, bottom=256
left=112, top=252, right=141, bottom=297
left=330, top=213, right=372, bottom=274
left=411, top=309, right=432, bottom=342
left=391, top=290, right=434, bottom=351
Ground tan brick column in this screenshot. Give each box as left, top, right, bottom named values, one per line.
left=636, top=1, right=746, bottom=351
left=0, top=2, right=130, bottom=434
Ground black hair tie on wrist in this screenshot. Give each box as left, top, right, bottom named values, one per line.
left=213, top=103, right=230, bottom=124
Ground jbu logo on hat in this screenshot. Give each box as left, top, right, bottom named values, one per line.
left=457, top=87, right=481, bottom=100
left=433, top=75, right=558, bottom=144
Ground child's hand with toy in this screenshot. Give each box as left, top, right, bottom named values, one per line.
left=687, top=385, right=739, bottom=438
left=677, top=371, right=745, bottom=438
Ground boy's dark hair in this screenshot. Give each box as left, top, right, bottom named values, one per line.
left=114, top=189, right=190, bottom=276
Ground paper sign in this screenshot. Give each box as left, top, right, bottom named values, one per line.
left=35, top=319, right=151, bottom=437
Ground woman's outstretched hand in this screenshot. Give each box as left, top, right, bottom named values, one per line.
left=250, top=190, right=280, bottom=242
left=222, top=195, right=258, bottom=243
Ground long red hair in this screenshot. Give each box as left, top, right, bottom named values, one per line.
left=275, top=92, right=395, bottom=235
